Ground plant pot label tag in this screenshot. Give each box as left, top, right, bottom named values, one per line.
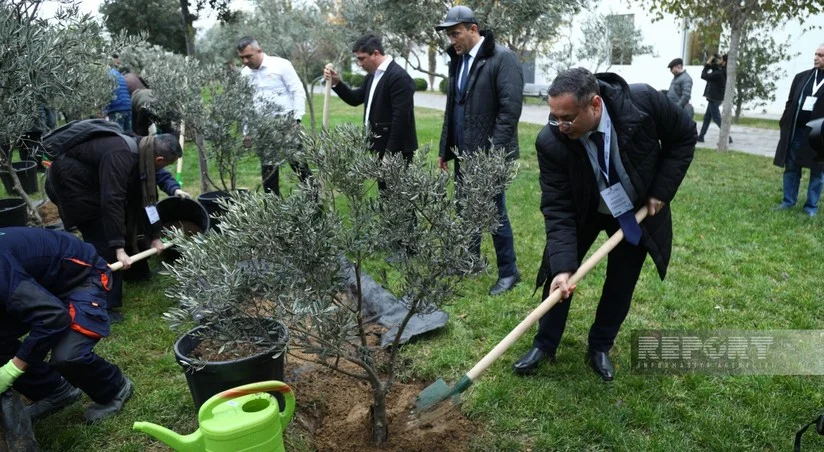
left=145, top=205, right=160, bottom=224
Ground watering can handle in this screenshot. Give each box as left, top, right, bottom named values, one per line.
left=199, top=381, right=295, bottom=426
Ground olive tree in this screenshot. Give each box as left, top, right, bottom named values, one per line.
left=165, top=124, right=515, bottom=445
left=0, top=0, right=122, bottom=222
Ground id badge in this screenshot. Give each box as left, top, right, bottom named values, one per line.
left=600, top=184, right=633, bottom=217
left=145, top=205, right=160, bottom=224
left=802, top=96, right=817, bottom=111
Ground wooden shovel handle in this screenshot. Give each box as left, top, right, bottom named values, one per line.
left=108, top=242, right=174, bottom=272
left=466, top=206, right=649, bottom=381
left=322, top=63, right=333, bottom=131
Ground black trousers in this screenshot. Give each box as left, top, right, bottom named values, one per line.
left=0, top=329, right=124, bottom=404
left=261, top=161, right=312, bottom=196
left=533, top=213, right=647, bottom=354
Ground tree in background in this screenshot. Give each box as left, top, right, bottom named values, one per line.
left=577, top=11, right=655, bottom=73
left=640, top=0, right=823, bottom=152
left=100, top=0, right=187, bottom=54
left=178, top=0, right=237, bottom=56
left=727, top=24, right=796, bottom=122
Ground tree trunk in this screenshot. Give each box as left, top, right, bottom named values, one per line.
left=370, top=386, right=389, bottom=445
left=717, top=17, right=742, bottom=152
left=303, top=81, right=316, bottom=135
left=3, top=158, right=42, bottom=224
left=179, top=0, right=196, bottom=56
left=734, top=97, right=742, bottom=123
left=194, top=132, right=210, bottom=193
left=428, top=43, right=437, bottom=91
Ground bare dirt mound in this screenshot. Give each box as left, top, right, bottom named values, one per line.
left=286, top=345, right=480, bottom=451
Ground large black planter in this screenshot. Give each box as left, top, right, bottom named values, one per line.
left=0, top=198, right=27, bottom=228
left=173, top=319, right=289, bottom=412
left=157, top=197, right=210, bottom=262
left=1, top=161, right=38, bottom=195
left=196, top=189, right=248, bottom=232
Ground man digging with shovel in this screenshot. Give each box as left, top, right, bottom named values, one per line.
left=513, top=67, right=696, bottom=380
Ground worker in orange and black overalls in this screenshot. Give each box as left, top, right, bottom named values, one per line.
left=0, top=227, right=133, bottom=424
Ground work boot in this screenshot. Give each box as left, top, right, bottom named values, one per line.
left=27, top=378, right=83, bottom=421
left=83, top=377, right=133, bottom=424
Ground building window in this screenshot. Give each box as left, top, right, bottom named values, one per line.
left=608, top=14, right=635, bottom=66
left=686, top=21, right=722, bottom=65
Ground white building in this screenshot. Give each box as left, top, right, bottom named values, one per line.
left=399, top=1, right=824, bottom=118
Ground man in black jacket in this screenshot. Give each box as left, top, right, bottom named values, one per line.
left=773, top=44, right=824, bottom=217
left=324, top=33, right=418, bottom=170
left=512, top=68, right=695, bottom=381
left=435, top=6, right=524, bottom=296
left=0, top=227, right=132, bottom=424
left=46, top=133, right=182, bottom=320
left=697, top=54, right=732, bottom=143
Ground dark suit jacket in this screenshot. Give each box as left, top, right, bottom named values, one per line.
left=534, top=73, right=696, bottom=289
left=333, top=60, right=418, bottom=157
left=774, top=68, right=824, bottom=170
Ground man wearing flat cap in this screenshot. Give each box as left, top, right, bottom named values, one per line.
left=435, top=5, right=524, bottom=297
left=666, top=58, right=694, bottom=119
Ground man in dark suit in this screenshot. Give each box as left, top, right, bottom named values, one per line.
left=512, top=68, right=695, bottom=381
left=435, top=6, right=524, bottom=296
left=774, top=44, right=824, bottom=217
left=323, top=33, right=418, bottom=177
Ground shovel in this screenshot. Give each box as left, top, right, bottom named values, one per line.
left=322, top=63, right=333, bottom=132
left=413, top=207, right=649, bottom=416
left=108, top=242, right=174, bottom=272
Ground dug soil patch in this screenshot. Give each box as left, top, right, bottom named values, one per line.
left=37, top=200, right=60, bottom=224
left=285, top=331, right=482, bottom=451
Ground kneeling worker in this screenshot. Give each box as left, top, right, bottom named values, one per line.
left=0, top=227, right=133, bottom=424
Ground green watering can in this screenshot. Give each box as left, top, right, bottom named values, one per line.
left=134, top=381, right=295, bottom=452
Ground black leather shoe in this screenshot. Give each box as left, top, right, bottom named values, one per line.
left=587, top=350, right=614, bottom=381
left=489, top=272, right=521, bottom=296
left=513, top=347, right=556, bottom=375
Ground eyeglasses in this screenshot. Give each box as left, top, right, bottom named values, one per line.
left=548, top=110, right=583, bottom=129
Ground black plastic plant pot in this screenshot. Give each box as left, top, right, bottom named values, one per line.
left=173, top=319, right=289, bottom=413
left=0, top=198, right=27, bottom=228
left=157, top=197, right=210, bottom=262
left=1, top=161, right=38, bottom=195
left=195, top=189, right=248, bottom=232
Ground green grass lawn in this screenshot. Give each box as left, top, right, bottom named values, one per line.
left=32, top=96, right=824, bottom=451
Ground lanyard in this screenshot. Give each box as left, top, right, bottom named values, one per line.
left=596, top=119, right=613, bottom=183
left=813, top=71, right=824, bottom=95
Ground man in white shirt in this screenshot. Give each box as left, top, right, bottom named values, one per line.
left=237, top=36, right=311, bottom=195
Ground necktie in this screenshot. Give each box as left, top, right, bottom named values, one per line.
left=458, top=54, right=471, bottom=95
left=593, top=131, right=642, bottom=246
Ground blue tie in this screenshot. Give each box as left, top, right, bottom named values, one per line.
left=458, top=54, right=471, bottom=95
left=593, top=132, right=642, bottom=246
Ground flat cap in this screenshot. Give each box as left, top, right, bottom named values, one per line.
left=435, top=6, right=478, bottom=31
left=668, top=58, right=684, bottom=69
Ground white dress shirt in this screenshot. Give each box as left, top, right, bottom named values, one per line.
left=241, top=53, right=306, bottom=121
left=365, top=56, right=393, bottom=124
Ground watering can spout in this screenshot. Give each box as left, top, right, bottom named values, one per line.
left=133, top=421, right=203, bottom=451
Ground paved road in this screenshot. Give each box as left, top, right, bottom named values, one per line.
left=413, top=91, right=780, bottom=159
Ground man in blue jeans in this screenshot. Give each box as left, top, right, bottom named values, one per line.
left=0, top=227, right=133, bottom=424
left=774, top=44, right=824, bottom=217
left=697, top=54, right=732, bottom=144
